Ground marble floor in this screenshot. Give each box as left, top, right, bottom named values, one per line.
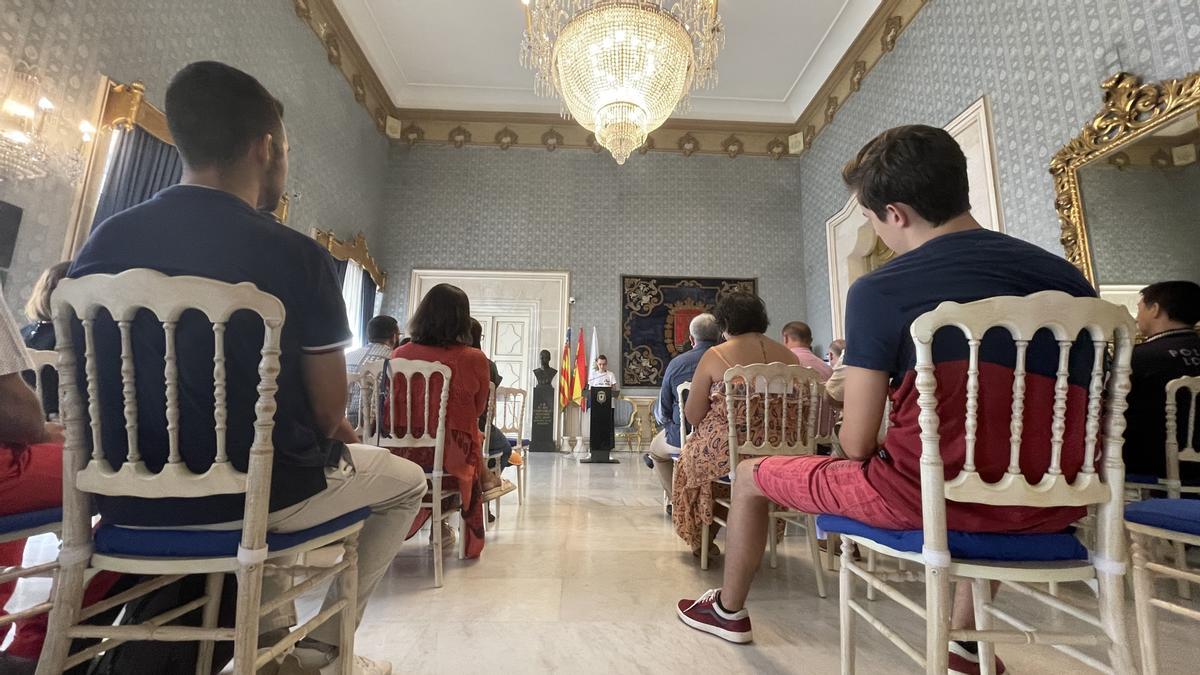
left=346, top=450, right=1198, bottom=674
left=7, top=450, right=1199, bottom=673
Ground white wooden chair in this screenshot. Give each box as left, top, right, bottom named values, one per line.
left=1127, top=374, right=1200, bottom=674
left=26, top=348, right=58, bottom=419
left=699, top=363, right=828, bottom=600
left=821, top=291, right=1136, bottom=675
left=1124, top=376, right=1200, bottom=502
left=480, top=383, right=505, bottom=529
left=39, top=270, right=368, bottom=675
left=676, top=380, right=695, bottom=449
left=370, top=357, right=464, bottom=588
left=495, top=386, right=529, bottom=504
left=766, top=367, right=832, bottom=587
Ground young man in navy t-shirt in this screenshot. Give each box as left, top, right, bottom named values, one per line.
left=68, top=62, right=424, bottom=674
left=677, top=126, right=1096, bottom=669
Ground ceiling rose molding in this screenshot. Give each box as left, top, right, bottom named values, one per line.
left=793, top=0, right=929, bottom=155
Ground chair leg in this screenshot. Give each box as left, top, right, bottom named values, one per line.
left=866, top=549, right=877, bottom=601
left=1097, top=560, right=1136, bottom=675
left=768, top=513, right=778, bottom=569
left=233, top=554, right=266, bottom=674
left=971, top=578, right=996, bottom=675
left=195, top=572, right=226, bottom=675
left=839, top=538, right=855, bottom=675
left=457, top=511, right=467, bottom=561
left=35, top=560, right=88, bottom=675
left=433, top=508, right=444, bottom=589
left=826, top=533, right=840, bottom=572
left=924, top=565, right=951, bottom=675
left=806, top=515, right=827, bottom=599
left=338, top=532, right=361, bottom=675
left=517, top=464, right=525, bottom=505
left=1130, top=532, right=1159, bottom=675
left=700, top=522, right=710, bottom=570
left=1172, top=540, right=1192, bottom=600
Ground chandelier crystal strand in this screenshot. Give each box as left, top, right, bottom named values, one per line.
left=0, top=62, right=90, bottom=183
left=521, top=0, right=722, bottom=165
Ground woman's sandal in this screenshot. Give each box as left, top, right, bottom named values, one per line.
left=481, top=479, right=517, bottom=501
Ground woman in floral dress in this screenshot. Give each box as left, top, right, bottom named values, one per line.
left=672, top=292, right=799, bottom=556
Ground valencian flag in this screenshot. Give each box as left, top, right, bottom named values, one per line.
left=560, top=328, right=572, bottom=410
left=572, top=327, right=586, bottom=408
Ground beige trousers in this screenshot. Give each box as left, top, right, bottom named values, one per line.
left=193, top=443, right=427, bottom=643
left=647, top=430, right=679, bottom=501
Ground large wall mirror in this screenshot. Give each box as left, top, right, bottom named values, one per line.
left=1051, top=70, right=1200, bottom=315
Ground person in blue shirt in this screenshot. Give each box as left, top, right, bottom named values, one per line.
left=646, top=313, right=721, bottom=513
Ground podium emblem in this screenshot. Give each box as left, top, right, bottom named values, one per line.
left=596, top=389, right=609, bottom=405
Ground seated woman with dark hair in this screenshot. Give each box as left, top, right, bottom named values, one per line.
left=672, top=292, right=798, bottom=557
left=388, top=284, right=502, bottom=559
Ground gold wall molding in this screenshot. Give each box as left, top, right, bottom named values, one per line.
left=292, top=0, right=394, bottom=135
left=792, top=0, right=929, bottom=154
left=1050, top=70, right=1200, bottom=284
left=313, top=228, right=387, bottom=290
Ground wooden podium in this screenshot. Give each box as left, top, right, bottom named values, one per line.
left=579, top=386, right=618, bottom=464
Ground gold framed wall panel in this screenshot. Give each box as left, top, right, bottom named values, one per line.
left=1050, top=70, right=1200, bottom=284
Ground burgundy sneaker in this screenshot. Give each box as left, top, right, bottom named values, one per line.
left=948, top=641, right=1006, bottom=675
left=676, top=589, right=753, bottom=644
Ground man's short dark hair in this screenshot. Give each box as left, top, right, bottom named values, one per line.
left=367, top=315, right=399, bottom=343
left=782, top=321, right=813, bottom=345
left=165, top=61, right=284, bottom=169
left=1141, top=281, right=1200, bottom=326
left=842, top=124, right=971, bottom=226
left=714, top=292, right=770, bottom=336
left=597, top=354, right=608, bottom=362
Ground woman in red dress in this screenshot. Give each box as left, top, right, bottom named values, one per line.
left=387, top=284, right=503, bottom=559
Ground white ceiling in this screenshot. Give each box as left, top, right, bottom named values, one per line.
left=334, top=0, right=883, bottom=123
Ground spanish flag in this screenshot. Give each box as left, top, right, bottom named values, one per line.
left=571, top=327, right=586, bottom=407
left=559, top=328, right=572, bottom=410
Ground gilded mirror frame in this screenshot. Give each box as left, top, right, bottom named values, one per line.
left=1050, top=70, right=1200, bottom=285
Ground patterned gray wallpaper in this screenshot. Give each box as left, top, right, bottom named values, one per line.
left=1081, top=163, right=1200, bottom=285
left=380, top=144, right=806, bottom=382
left=798, top=0, right=1200, bottom=348
left=0, top=0, right=388, bottom=314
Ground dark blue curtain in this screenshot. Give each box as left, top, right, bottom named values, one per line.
left=360, top=275, right=377, bottom=341
left=334, top=259, right=349, bottom=287
left=91, top=126, right=183, bottom=228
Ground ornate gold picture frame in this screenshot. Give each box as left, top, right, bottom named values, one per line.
left=1050, top=70, right=1200, bottom=285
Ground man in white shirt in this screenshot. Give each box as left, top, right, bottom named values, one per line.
left=588, top=354, right=618, bottom=389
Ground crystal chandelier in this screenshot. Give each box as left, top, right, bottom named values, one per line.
left=520, top=0, right=723, bottom=164
left=0, top=62, right=93, bottom=184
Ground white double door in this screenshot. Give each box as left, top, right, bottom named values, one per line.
left=474, top=313, right=533, bottom=397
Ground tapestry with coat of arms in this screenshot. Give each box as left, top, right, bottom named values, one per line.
left=620, top=275, right=757, bottom=387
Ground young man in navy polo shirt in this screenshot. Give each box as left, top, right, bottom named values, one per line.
left=677, top=125, right=1096, bottom=673
left=69, top=62, right=425, bottom=675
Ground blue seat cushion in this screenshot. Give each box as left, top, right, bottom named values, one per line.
left=1125, top=499, right=1200, bottom=536
left=0, top=507, right=62, bottom=536
left=816, top=514, right=1087, bottom=562
left=94, top=507, right=371, bottom=559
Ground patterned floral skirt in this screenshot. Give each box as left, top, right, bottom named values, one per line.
left=671, top=383, right=797, bottom=551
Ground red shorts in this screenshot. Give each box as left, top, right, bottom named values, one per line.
left=752, top=455, right=918, bottom=530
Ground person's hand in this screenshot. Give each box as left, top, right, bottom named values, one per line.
left=43, top=422, right=65, bottom=445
